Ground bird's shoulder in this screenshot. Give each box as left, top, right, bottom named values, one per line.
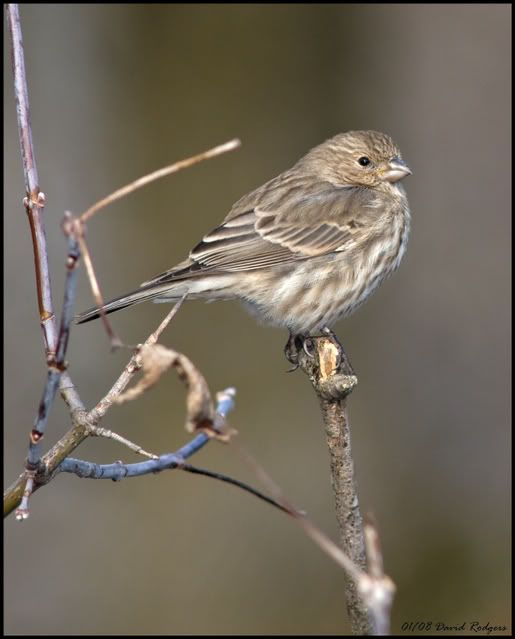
left=223, top=167, right=308, bottom=221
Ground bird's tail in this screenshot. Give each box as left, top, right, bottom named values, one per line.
left=75, top=281, right=188, bottom=324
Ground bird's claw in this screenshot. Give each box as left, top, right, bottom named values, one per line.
left=284, top=333, right=317, bottom=369
left=284, top=332, right=301, bottom=368
left=303, top=338, right=315, bottom=358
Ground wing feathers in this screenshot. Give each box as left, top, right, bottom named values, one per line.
left=144, top=186, right=382, bottom=282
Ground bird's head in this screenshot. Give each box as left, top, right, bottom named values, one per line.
left=305, top=130, right=412, bottom=189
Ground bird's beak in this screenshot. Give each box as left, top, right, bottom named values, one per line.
left=383, top=157, right=412, bottom=183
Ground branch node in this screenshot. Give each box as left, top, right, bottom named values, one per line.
left=22, top=190, right=45, bottom=210
left=30, top=429, right=43, bottom=444
left=46, top=355, right=68, bottom=372
left=41, top=310, right=55, bottom=324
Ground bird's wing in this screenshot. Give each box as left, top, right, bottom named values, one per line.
left=142, top=186, right=382, bottom=284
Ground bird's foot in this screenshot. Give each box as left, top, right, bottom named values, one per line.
left=284, top=328, right=357, bottom=398
left=285, top=332, right=327, bottom=371
left=284, top=333, right=309, bottom=371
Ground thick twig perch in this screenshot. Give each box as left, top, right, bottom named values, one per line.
left=294, top=331, right=372, bottom=635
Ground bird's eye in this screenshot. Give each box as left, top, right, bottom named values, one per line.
left=358, top=156, right=371, bottom=167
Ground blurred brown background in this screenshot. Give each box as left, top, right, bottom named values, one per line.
left=4, top=4, right=511, bottom=635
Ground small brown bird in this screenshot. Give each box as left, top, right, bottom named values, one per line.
left=77, top=130, right=411, bottom=342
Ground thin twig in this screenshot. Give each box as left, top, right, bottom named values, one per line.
left=4, top=300, right=185, bottom=518
left=6, top=7, right=88, bottom=518
left=56, top=215, right=81, bottom=362
left=15, top=472, right=35, bottom=521
left=88, top=426, right=158, bottom=459
left=360, top=518, right=396, bottom=635
left=7, top=6, right=83, bottom=417
left=75, top=227, right=121, bottom=347
left=180, top=464, right=292, bottom=515
left=231, top=441, right=363, bottom=580
left=15, top=219, right=83, bottom=520
left=80, top=138, right=241, bottom=222
left=5, top=5, right=245, bottom=526
left=88, top=297, right=185, bottom=423
left=231, top=431, right=395, bottom=636
left=55, top=392, right=290, bottom=516
left=57, top=387, right=235, bottom=480
left=24, top=222, right=81, bottom=454
left=76, top=140, right=239, bottom=339
left=59, top=372, right=86, bottom=414
left=6, top=3, right=57, bottom=354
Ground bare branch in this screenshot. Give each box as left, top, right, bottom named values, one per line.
left=80, top=139, right=241, bottom=222
left=88, top=426, right=158, bottom=459
left=291, top=330, right=374, bottom=635
left=56, top=387, right=235, bottom=480
left=232, top=442, right=363, bottom=580
left=180, top=464, right=292, bottom=515
left=5, top=7, right=243, bottom=528
left=87, top=298, right=185, bottom=423
left=5, top=300, right=191, bottom=518
left=6, top=4, right=57, bottom=355
left=232, top=431, right=395, bottom=636
left=6, top=7, right=88, bottom=517
left=360, top=518, right=396, bottom=635
left=73, top=225, right=122, bottom=347
left=76, top=140, right=239, bottom=341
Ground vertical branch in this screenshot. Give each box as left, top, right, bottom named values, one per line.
left=6, top=5, right=80, bottom=519
left=6, top=3, right=57, bottom=354
left=14, top=218, right=82, bottom=520
left=295, top=331, right=372, bottom=635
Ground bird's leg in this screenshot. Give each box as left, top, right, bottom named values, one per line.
left=299, top=328, right=338, bottom=362
left=302, top=337, right=316, bottom=358
left=289, top=329, right=358, bottom=399
left=284, top=327, right=343, bottom=370
left=284, top=332, right=307, bottom=371
left=287, top=328, right=352, bottom=375
left=284, top=331, right=323, bottom=371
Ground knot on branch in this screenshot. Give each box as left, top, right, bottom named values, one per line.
left=23, top=190, right=46, bottom=211
left=288, top=331, right=357, bottom=400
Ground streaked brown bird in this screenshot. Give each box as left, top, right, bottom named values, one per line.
left=77, top=130, right=412, bottom=346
